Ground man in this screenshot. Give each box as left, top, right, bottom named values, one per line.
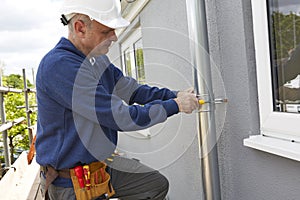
left=35, top=0, right=199, bottom=199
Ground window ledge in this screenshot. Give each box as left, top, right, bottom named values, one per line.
left=243, top=135, right=300, bottom=162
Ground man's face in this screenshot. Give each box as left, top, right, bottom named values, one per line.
left=84, top=20, right=117, bottom=56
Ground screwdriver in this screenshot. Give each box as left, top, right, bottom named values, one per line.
left=74, top=166, right=85, bottom=189
left=83, top=165, right=91, bottom=190
left=198, top=98, right=228, bottom=105
left=100, top=168, right=106, bottom=183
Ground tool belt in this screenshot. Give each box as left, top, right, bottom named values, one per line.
left=70, top=161, right=115, bottom=200
left=41, top=165, right=71, bottom=199
left=42, top=161, right=115, bottom=200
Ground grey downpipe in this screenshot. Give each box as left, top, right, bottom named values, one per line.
left=185, top=0, right=221, bottom=200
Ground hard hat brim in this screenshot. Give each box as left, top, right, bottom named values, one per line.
left=98, top=17, right=130, bottom=29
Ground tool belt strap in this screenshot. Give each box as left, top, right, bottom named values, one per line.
left=41, top=166, right=71, bottom=194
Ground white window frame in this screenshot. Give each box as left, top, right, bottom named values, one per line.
left=244, top=0, right=300, bottom=161
left=117, top=2, right=149, bottom=139
left=120, top=27, right=150, bottom=138
left=121, top=27, right=144, bottom=81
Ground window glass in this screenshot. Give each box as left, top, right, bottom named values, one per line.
left=124, top=48, right=133, bottom=77
left=268, top=0, right=300, bottom=113
left=121, top=28, right=145, bottom=83
left=134, top=39, right=145, bottom=84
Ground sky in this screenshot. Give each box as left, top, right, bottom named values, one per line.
left=0, top=0, right=300, bottom=84
left=274, top=0, right=300, bottom=14
left=0, top=0, right=67, bottom=83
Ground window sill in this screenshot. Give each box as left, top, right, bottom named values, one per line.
left=243, top=135, right=300, bottom=162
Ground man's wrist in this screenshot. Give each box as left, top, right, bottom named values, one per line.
left=173, top=90, right=179, bottom=97
left=174, top=98, right=181, bottom=112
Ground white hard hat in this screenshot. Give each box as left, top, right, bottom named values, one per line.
left=60, top=0, right=130, bottom=29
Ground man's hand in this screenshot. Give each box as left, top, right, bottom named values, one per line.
left=174, top=92, right=199, bottom=114
left=177, top=87, right=194, bottom=97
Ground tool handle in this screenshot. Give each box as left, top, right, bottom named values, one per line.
left=198, top=99, right=206, bottom=105
left=198, top=98, right=228, bottom=105
left=83, top=165, right=91, bottom=190
left=95, top=171, right=99, bottom=184
left=74, top=166, right=85, bottom=189
left=100, top=168, right=106, bottom=183
left=78, top=178, right=85, bottom=189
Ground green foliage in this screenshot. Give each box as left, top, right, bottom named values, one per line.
left=136, top=48, right=145, bottom=84
left=2, top=74, right=33, bottom=89
left=1, top=74, right=36, bottom=152
left=272, top=12, right=300, bottom=59
left=125, top=51, right=132, bottom=77
left=0, top=155, right=4, bottom=163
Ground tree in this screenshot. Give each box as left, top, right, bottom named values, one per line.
left=2, top=74, right=33, bottom=88
left=1, top=74, right=36, bottom=164
left=272, top=11, right=300, bottom=60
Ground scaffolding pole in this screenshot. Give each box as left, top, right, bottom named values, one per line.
left=0, top=91, right=10, bottom=167
left=23, top=69, right=33, bottom=145
left=0, top=69, right=35, bottom=167
left=0, top=75, right=23, bottom=167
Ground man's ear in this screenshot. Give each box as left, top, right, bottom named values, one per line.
left=73, top=20, right=87, bottom=38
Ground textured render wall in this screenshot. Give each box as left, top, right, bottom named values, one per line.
left=126, top=0, right=204, bottom=199
left=109, top=0, right=204, bottom=199
left=205, top=0, right=300, bottom=200
left=109, top=0, right=300, bottom=199
left=107, top=42, right=121, bottom=69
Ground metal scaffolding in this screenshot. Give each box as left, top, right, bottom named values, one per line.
left=0, top=69, right=36, bottom=168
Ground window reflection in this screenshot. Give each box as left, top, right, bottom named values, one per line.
left=134, top=39, right=145, bottom=84
left=124, top=48, right=133, bottom=77
left=268, top=0, right=300, bottom=113
left=122, top=30, right=145, bottom=84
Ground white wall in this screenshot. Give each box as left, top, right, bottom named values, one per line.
left=109, top=0, right=300, bottom=199
left=206, top=0, right=300, bottom=199
left=108, top=0, right=204, bottom=199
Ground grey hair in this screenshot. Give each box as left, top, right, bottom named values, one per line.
left=68, top=14, right=93, bottom=33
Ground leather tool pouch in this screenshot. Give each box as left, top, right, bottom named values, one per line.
left=70, top=161, right=115, bottom=200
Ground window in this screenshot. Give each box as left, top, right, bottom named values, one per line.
left=121, top=28, right=146, bottom=84
left=244, top=0, right=300, bottom=161
left=134, top=39, right=146, bottom=84
left=268, top=0, right=300, bottom=114
left=250, top=0, right=300, bottom=141
left=120, top=27, right=149, bottom=138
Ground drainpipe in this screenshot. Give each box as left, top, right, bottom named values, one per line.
left=185, top=0, right=221, bottom=200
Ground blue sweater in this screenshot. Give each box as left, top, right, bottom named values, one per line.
left=35, top=37, right=179, bottom=187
